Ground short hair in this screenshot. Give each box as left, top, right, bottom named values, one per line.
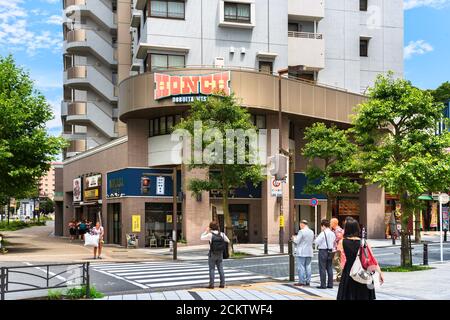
left=300, top=220, right=308, bottom=225
left=320, top=219, right=330, bottom=228
left=344, top=217, right=360, bottom=238
left=209, top=221, right=219, bottom=231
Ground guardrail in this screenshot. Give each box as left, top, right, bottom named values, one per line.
left=0, top=262, right=90, bottom=300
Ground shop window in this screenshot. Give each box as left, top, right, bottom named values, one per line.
left=224, top=2, right=251, bottom=23
left=150, top=0, right=185, bottom=19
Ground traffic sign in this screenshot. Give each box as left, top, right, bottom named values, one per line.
left=439, top=193, right=449, bottom=204
left=310, top=198, right=319, bottom=207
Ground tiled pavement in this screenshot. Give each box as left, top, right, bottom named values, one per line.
left=97, top=279, right=410, bottom=300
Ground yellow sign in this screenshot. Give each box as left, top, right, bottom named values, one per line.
left=279, top=215, right=285, bottom=228
left=132, top=215, right=141, bottom=232
left=84, top=189, right=99, bottom=201
left=166, top=215, right=173, bottom=224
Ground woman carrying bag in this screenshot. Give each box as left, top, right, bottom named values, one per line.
left=337, top=217, right=384, bottom=300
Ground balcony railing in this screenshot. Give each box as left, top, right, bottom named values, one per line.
left=67, top=29, right=86, bottom=43
left=66, top=140, right=87, bottom=153
left=68, top=102, right=87, bottom=116
left=288, top=31, right=323, bottom=40
left=67, top=66, right=87, bottom=79
left=64, top=0, right=85, bottom=8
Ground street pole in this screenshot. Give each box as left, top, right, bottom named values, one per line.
left=277, top=68, right=289, bottom=254
left=440, top=199, right=443, bottom=263
left=172, top=167, right=178, bottom=261
left=314, top=204, right=318, bottom=250
left=278, top=71, right=284, bottom=254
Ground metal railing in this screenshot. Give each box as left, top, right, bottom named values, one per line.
left=288, top=31, right=323, bottom=40
left=0, top=262, right=90, bottom=300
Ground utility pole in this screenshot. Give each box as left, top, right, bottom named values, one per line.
left=172, top=167, right=178, bottom=260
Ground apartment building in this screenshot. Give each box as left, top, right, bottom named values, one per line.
left=56, top=0, right=404, bottom=247
left=38, top=162, right=62, bottom=200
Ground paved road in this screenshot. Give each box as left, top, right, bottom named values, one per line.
left=2, top=242, right=449, bottom=299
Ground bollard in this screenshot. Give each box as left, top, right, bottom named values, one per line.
left=264, top=238, right=268, bottom=255
left=288, top=240, right=295, bottom=282
left=423, top=243, right=428, bottom=266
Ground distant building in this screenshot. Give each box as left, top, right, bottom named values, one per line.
left=38, top=162, right=62, bottom=200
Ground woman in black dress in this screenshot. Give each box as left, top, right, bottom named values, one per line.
left=337, top=218, right=384, bottom=300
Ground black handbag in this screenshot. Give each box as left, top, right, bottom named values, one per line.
left=223, top=240, right=230, bottom=260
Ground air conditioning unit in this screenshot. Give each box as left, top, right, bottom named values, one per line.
left=214, top=57, right=225, bottom=68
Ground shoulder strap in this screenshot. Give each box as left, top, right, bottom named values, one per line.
left=324, top=230, right=329, bottom=249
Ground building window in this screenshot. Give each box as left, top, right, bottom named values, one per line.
left=146, top=53, right=185, bottom=72
left=250, top=115, right=266, bottom=129
left=360, top=38, right=369, bottom=57
left=150, top=0, right=185, bottom=19
left=224, top=2, right=251, bottom=23
left=149, top=115, right=182, bottom=137
left=360, top=0, right=368, bottom=11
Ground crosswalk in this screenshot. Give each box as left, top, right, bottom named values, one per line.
left=92, top=261, right=268, bottom=289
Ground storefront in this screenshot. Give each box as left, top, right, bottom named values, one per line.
left=59, top=68, right=390, bottom=246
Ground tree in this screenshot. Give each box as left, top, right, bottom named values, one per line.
left=302, top=123, right=361, bottom=219
left=174, top=94, right=265, bottom=253
left=352, top=73, right=450, bottom=267
left=0, top=55, right=66, bottom=223
left=427, top=81, right=450, bottom=104
left=40, top=197, right=55, bottom=215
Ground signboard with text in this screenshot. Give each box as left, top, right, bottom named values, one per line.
left=154, top=71, right=231, bottom=101
left=443, top=206, right=449, bottom=231
left=132, top=215, right=141, bottom=232
left=156, top=176, right=165, bottom=195
left=271, top=178, right=282, bottom=197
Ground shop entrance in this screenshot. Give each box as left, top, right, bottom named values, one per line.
left=108, top=203, right=121, bottom=245
left=145, top=203, right=182, bottom=248
left=229, top=204, right=249, bottom=244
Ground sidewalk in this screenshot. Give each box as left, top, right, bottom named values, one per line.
left=98, top=261, right=450, bottom=301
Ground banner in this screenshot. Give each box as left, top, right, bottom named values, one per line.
left=132, top=215, right=141, bottom=233
left=443, top=206, right=449, bottom=231
left=430, top=202, right=438, bottom=228
left=85, top=174, right=101, bottom=188
left=73, top=178, right=82, bottom=202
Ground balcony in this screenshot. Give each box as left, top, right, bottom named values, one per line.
left=288, top=31, right=325, bottom=70
left=288, top=0, right=324, bottom=20
left=65, top=101, right=117, bottom=138
left=65, top=139, right=87, bottom=157
left=131, top=8, right=142, bottom=28
left=64, top=65, right=118, bottom=103
left=64, top=0, right=116, bottom=31
left=64, top=29, right=116, bottom=66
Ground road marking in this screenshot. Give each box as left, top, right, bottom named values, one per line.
left=92, top=261, right=269, bottom=289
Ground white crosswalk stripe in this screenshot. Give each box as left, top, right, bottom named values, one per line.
left=92, top=261, right=268, bottom=289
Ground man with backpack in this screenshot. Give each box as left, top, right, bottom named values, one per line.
left=200, top=221, right=230, bottom=289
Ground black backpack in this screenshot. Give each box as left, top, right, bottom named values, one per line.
left=210, top=233, right=226, bottom=255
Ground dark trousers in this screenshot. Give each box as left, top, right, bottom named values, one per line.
left=318, top=249, right=334, bottom=288
left=208, top=252, right=225, bottom=286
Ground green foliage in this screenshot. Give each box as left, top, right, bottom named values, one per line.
left=47, top=289, right=63, bottom=300
left=39, top=197, right=55, bottom=214
left=302, top=123, right=361, bottom=217
left=174, top=94, right=266, bottom=248
left=47, top=286, right=104, bottom=300
left=381, top=265, right=433, bottom=272
left=351, top=73, right=450, bottom=203
left=0, top=55, right=67, bottom=201
left=230, top=251, right=251, bottom=259
left=427, top=81, right=450, bottom=104
left=0, top=220, right=45, bottom=231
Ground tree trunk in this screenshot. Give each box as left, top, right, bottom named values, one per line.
left=7, top=197, right=10, bottom=225
left=414, top=209, right=422, bottom=243
left=222, top=189, right=233, bottom=256
left=326, top=196, right=333, bottom=220
left=400, top=194, right=413, bottom=267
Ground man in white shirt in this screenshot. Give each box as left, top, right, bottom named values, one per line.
left=200, top=221, right=230, bottom=289
left=292, top=220, right=314, bottom=286
left=314, top=219, right=336, bottom=289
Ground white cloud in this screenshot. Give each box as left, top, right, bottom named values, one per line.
left=0, top=0, right=62, bottom=56
left=46, top=14, right=63, bottom=25
left=404, top=40, right=434, bottom=59
left=404, top=0, right=450, bottom=10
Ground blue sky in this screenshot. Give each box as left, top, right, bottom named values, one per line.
left=0, top=0, right=449, bottom=137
